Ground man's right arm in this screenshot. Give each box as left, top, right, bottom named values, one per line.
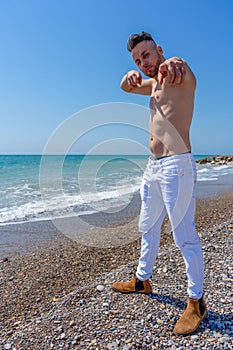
left=120, top=70, right=153, bottom=96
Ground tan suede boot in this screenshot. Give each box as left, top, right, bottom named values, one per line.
left=174, top=296, right=207, bottom=335
left=112, top=275, right=152, bottom=294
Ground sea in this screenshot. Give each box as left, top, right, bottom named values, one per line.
left=0, top=154, right=233, bottom=227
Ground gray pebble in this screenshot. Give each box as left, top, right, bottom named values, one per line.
left=4, top=344, right=12, bottom=350
left=107, top=342, right=118, bottom=349
left=96, top=285, right=104, bottom=292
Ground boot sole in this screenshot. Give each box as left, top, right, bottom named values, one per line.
left=111, top=287, right=151, bottom=294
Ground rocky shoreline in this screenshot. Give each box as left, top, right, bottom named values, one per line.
left=196, top=155, right=233, bottom=165
left=0, top=193, right=233, bottom=349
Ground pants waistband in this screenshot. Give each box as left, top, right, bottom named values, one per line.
left=150, top=151, right=191, bottom=161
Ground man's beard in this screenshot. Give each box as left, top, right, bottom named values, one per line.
left=145, top=57, right=163, bottom=78
left=146, top=66, right=159, bottom=78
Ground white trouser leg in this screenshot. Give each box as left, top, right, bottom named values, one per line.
left=136, top=161, right=166, bottom=281
left=136, top=207, right=166, bottom=281
left=161, top=154, right=204, bottom=299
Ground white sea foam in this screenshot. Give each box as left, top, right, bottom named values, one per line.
left=0, top=180, right=141, bottom=224
left=196, top=164, right=233, bottom=182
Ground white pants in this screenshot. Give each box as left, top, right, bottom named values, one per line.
left=136, top=153, right=204, bottom=299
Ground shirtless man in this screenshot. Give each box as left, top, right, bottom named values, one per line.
left=112, top=32, right=206, bottom=335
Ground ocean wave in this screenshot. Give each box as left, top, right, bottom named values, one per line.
left=0, top=157, right=232, bottom=225
left=0, top=182, right=141, bottom=225
left=197, top=177, right=218, bottom=182
left=197, top=164, right=233, bottom=182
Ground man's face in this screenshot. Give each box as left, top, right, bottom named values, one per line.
left=131, top=40, right=163, bottom=78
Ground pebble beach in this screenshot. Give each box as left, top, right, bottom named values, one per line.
left=0, top=192, right=233, bottom=350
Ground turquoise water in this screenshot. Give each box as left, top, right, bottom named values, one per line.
left=0, top=154, right=232, bottom=225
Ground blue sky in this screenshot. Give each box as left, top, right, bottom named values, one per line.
left=0, top=0, right=232, bottom=155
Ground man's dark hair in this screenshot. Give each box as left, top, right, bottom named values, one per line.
left=127, top=31, right=155, bottom=52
